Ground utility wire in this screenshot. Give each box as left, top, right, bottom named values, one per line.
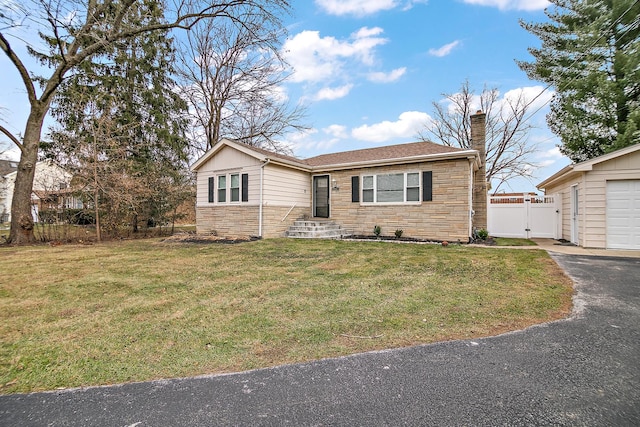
left=493, top=0, right=640, bottom=138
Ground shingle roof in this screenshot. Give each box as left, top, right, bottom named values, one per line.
left=303, top=141, right=467, bottom=167
left=192, top=138, right=475, bottom=172
left=239, top=143, right=306, bottom=165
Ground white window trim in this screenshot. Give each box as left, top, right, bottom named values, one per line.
left=360, top=172, right=422, bottom=205
left=217, top=174, right=227, bottom=204
left=230, top=173, right=240, bottom=203
left=215, top=171, right=244, bottom=204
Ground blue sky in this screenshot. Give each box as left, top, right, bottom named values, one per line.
left=0, top=0, right=570, bottom=192
left=280, top=0, right=570, bottom=191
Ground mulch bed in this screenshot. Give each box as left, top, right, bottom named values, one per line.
left=161, top=233, right=260, bottom=244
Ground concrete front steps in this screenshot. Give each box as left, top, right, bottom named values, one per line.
left=285, top=219, right=348, bottom=239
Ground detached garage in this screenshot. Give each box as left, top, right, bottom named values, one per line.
left=537, top=144, right=640, bottom=250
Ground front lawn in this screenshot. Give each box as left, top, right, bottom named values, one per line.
left=0, top=238, right=573, bottom=394
left=494, top=237, right=538, bottom=246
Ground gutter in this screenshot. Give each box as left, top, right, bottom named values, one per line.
left=310, top=150, right=479, bottom=173
left=537, top=164, right=575, bottom=192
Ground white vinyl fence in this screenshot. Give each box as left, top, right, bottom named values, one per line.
left=487, top=194, right=560, bottom=239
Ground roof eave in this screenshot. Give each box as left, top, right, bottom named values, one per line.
left=537, top=143, right=640, bottom=190
left=574, top=143, right=640, bottom=172
left=310, top=150, right=479, bottom=172
left=266, top=157, right=311, bottom=172
left=537, top=165, right=577, bottom=191
left=191, top=138, right=270, bottom=171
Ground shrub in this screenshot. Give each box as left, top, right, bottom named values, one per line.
left=394, top=229, right=403, bottom=239
left=476, top=228, right=489, bottom=240
left=373, top=225, right=381, bottom=237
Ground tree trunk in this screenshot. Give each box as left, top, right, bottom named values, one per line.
left=9, top=104, right=48, bottom=244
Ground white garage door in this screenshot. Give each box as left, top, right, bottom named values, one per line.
left=607, top=180, right=640, bottom=250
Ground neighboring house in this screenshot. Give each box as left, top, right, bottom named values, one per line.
left=191, top=113, right=489, bottom=241
left=1, top=160, right=80, bottom=223
left=0, top=159, right=19, bottom=223
left=537, top=143, right=640, bottom=250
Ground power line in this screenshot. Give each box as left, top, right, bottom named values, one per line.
left=498, top=0, right=640, bottom=137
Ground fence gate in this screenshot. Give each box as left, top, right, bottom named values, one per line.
left=487, top=194, right=560, bottom=239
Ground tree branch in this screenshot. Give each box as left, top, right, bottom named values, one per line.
left=0, top=32, right=38, bottom=104
left=0, top=124, right=24, bottom=153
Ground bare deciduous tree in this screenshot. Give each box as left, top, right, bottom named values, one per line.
left=176, top=9, right=306, bottom=156
left=0, top=0, right=290, bottom=244
left=419, top=81, right=539, bottom=192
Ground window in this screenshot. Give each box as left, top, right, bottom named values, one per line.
left=217, top=175, right=226, bottom=203
left=360, top=172, right=422, bottom=204
left=363, top=176, right=374, bottom=202
left=407, top=172, right=420, bottom=201
left=212, top=172, right=249, bottom=204
left=230, top=174, right=240, bottom=202
left=377, top=173, right=404, bottom=202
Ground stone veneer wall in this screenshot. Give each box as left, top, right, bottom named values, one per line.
left=196, top=205, right=308, bottom=238
left=261, top=205, right=308, bottom=238
left=470, top=111, right=487, bottom=231
left=329, top=160, right=472, bottom=241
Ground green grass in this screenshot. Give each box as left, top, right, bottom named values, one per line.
left=0, top=238, right=572, bottom=394
left=494, top=237, right=538, bottom=246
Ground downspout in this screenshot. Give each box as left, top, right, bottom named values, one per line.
left=259, top=159, right=270, bottom=237
left=469, top=158, right=475, bottom=240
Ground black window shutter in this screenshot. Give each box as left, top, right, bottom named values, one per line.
left=241, top=173, right=249, bottom=202
left=422, top=171, right=432, bottom=202
left=351, top=176, right=359, bottom=202
left=208, top=177, right=215, bottom=203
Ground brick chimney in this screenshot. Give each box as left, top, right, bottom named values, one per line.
left=470, top=110, right=487, bottom=232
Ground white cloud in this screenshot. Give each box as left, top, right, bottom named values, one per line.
left=351, top=111, right=432, bottom=142
left=428, top=40, right=460, bottom=57
left=285, top=128, right=342, bottom=154
left=440, top=85, right=553, bottom=118
left=315, top=84, right=354, bottom=101
left=461, top=0, right=549, bottom=11
left=315, top=0, right=429, bottom=16
left=502, top=86, right=553, bottom=112
left=323, top=124, right=349, bottom=139
left=282, top=27, right=388, bottom=83
left=368, top=67, right=407, bottom=83
left=537, top=159, right=557, bottom=168
left=315, top=0, right=398, bottom=16
left=401, top=0, right=430, bottom=11
left=353, top=27, right=384, bottom=39
left=536, top=146, right=562, bottom=165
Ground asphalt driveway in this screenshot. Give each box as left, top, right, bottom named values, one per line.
left=1, top=253, right=639, bottom=426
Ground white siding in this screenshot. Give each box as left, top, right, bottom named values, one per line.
left=262, top=163, right=310, bottom=207
left=195, top=146, right=262, bottom=207
left=583, top=149, right=640, bottom=248
left=544, top=176, right=584, bottom=245
left=543, top=149, right=640, bottom=249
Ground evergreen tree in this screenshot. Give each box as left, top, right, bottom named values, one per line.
left=1, top=0, right=290, bottom=244
left=46, top=0, right=191, bottom=238
left=519, top=0, right=640, bottom=161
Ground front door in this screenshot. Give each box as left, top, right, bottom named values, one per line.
left=313, top=175, right=330, bottom=218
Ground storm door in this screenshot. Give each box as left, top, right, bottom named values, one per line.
left=313, top=175, right=330, bottom=218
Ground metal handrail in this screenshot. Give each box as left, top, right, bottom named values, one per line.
left=281, top=203, right=297, bottom=222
